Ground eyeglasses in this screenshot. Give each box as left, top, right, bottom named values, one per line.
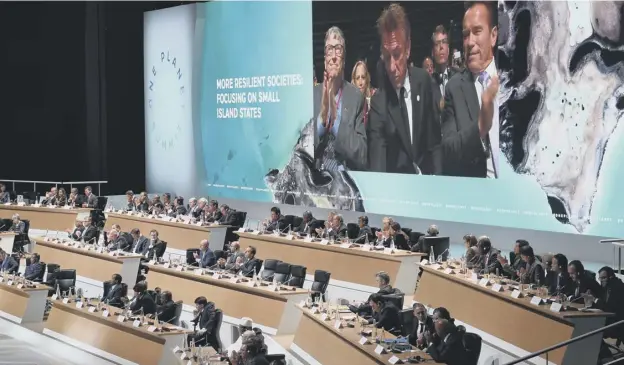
left=434, top=38, right=449, bottom=47
left=325, top=44, right=344, bottom=57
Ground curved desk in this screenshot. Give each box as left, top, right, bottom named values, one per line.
left=237, top=232, right=424, bottom=294
left=105, top=212, right=228, bottom=251
left=0, top=204, right=89, bottom=231
left=145, top=263, right=308, bottom=334
left=415, top=264, right=612, bottom=365
left=0, top=280, right=49, bottom=325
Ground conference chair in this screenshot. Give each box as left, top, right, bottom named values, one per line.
left=288, top=265, right=307, bottom=288
left=53, top=269, right=77, bottom=296
left=13, top=219, right=31, bottom=252
left=261, top=259, right=281, bottom=281
left=33, top=262, right=47, bottom=282
left=463, top=332, right=483, bottom=365
left=273, top=262, right=291, bottom=285
left=346, top=223, right=359, bottom=239
left=292, top=216, right=303, bottom=230
left=103, top=280, right=112, bottom=298
left=399, top=308, right=415, bottom=337
left=282, top=215, right=295, bottom=230
left=214, top=250, right=226, bottom=262
left=254, top=259, right=263, bottom=276
left=309, top=220, right=325, bottom=235
left=172, top=300, right=184, bottom=326
left=382, top=293, right=405, bottom=309
left=401, top=227, right=413, bottom=237
left=409, top=231, right=425, bottom=249
left=310, top=270, right=331, bottom=302
left=265, top=354, right=286, bottom=365
left=200, top=309, right=223, bottom=352
left=0, top=219, right=12, bottom=232
left=186, top=248, right=200, bottom=266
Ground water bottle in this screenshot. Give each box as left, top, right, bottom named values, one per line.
left=429, top=247, right=436, bottom=263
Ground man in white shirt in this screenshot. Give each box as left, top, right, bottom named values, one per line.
left=441, top=1, right=500, bottom=178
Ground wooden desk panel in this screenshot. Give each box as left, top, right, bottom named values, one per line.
left=105, top=213, right=226, bottom=251
left=0, top=205, right=89, bottom=231
left=414, top=266, right=611, bottom=364
left=293, top=308, right=443, bottom=365
left=45, top=301, right=169, bottom=365
left=147, top=265, right=306, bottom=332
left=0, top=281, right=50, bottom=323
left=33, top=238, right=142, bottom=285
left=238, top=232, right=423, bottom=292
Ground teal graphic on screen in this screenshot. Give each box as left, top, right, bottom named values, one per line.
left=199, top=1, right=313, bottom=203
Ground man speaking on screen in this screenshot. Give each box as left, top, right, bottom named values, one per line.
left=313, top=26, right=367, bottom=172
left=441, top=1, right=499, bottom=178
left=367, top=3, right=442, bottom=175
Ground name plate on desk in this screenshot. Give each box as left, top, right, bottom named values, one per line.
left=444, top=268, right=455, bottom=275
left=176, top=266, right=184, bottom=272
left=229, top=277, right=241, bottom=284
left=550, top=302, right=563, bottom=313
left=76, top=302, right=84, bottom=309
left=17, top=202, right=25, bottom=206
left=388, top=356, right=403, bottom=364
left=108, top=251, right=116, bottom=257
left=148, top=260, right=156, bottom=265
left=48, top=205, right=57, bottom=209
left=304, top=236, right=313, bottom=243
left=251, top=230, right=260, bottom=235
left=63, top=205, right=71, bottom=210
left=383, top=248, right=395, bottom=254
left=340, top=243, right=352, bottom=249
left=132, top=319, right=141, bottom=327
left=6, top=280, right=13, bottom=286
left=147, top=325, right=158, bottom=332
left=237, top=227, right=245, bottom=233
left=430, top=264, right=441, bottom=270
left=32, top=203, right=41, bottom=207
left=320, top=313, right=329, bottom=321
left=374, top=345, right=387, bottom=355
left=319, top=239, right=329, bottom=245
left=173, top=346, right=182, bottom=353
left=247, top=280, right=257, bottom=288
left=117, top=315, right=126, bottom=322
left=471, top=273, right=480, bottom=282
left=51, top=294, right=58, bottom=300
left=194, top=269, right=204, bottom=276
left=360, top=244, right=372, bottom=251
left=62, top=298, right=70, bottom=304
left=88, top=306, right=97, bottom=313
left=3, top=203, right=11, bottom=206
left=491, top=284, right=503, bottom=292
left=180, top=353, right=190, bottom=360
left=212, top=273, right=222, bottom=279
left=195, top=222, right=203, bottom=227
left=530, top=296, right=543, bottom=306
left=102, top=310, right=110, bottom=317
left=310, top=307, right=320, bottom=314
left=333, top=320, right=343, bottom=329
left=478, top=278, right=491, bottom=287
left=163, top=263, right=170, bottom=269
left=358, top=336, right=369, bottom=345
left=16, top=283, right=23, bottom=289
left=284, top=234, right=294, bottom=241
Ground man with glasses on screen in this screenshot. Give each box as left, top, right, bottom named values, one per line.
left=313, top=26, right=367, bottom=172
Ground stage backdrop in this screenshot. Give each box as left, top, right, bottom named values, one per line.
left=144, top=1, right=624, bottom=238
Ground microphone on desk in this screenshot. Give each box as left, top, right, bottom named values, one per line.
left=437, top=248, right=449, bottom=261
left=279, top=224, right=291, bottom=235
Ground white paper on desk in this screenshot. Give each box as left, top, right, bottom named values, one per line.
left=63, top=205, right=71, bottom=210
left=117, top=315, right=126, bottom=322
left=319, top=239, right=329, bottom=245
left=491, top=284, right=503, bottom=292
left=304, top=236, right=313, bottom=243
left=358, top=336, right=369, bottom=345
left=76, top=302, right=84, bottom=309
left=16, top=283, right=23, bottom=289
left=389, top=355, right=402, bottom=364
left=195, top=222, right=203, bottom=227
left=339, top=243, right=351, bottom=249
left=530, top=296, right=543, bottom=305
left=88, top=306, right=97, bottom=313
left=102, top=310, right=110, bottom=317
left=478, top=278, right=490, bottom=287
left=444, top=268, right=455, bottom=275
left=550, top=302, right=562, bottom=312
left=173, top=346, right=182, bottom=353
left=132, top=319, right=141, bottom=327
left=374, top=345, right=386, bottom=355
left=62, top=298, right=69, bottom=304
left=237, top=227, right=245, bottom=233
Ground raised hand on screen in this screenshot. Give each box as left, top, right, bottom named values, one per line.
left=478, top=74, right=499, bottom=139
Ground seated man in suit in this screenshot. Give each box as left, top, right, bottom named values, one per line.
left=425, top=319, right=466, bottom=365
left=81, top=218, right=98, bottom=244
left=9, top=214, right=25, bottom=234
left=474, top=236, right=501, bottom=274
left=145, top=230, right=166, bottom=260
left=517, top=245, right=545, bottom=286
left=594, top=267, right=624, bottom=349
left=189, top=297, right=219, bottom=348
left=355, top=215, right=373, bottom=243
left=66, top=220, right=85, bottom=241
left=497, top=239, right=529, bottom=279
left=409, top=303, right=435, bottom=349
left=129, top=281, right=156, bottom=315
left=327, top=214, right=347, bottom=240
left=41, top=187, right=58, bottom=206
left=129, top=228, right=149, bottom=255
left=155, top=290, right=177, bottom=324
left=233, top=246, right=260, bottom=278
left=349, top=271, right=395, bottom=315
left=567, top=260, right=602, bottom=303
left=67, top=187, right=84, bottom=207
left=237, top=334, right=270, bottom=365
left=192, top=198, right=206, bottom=220
left=169, top=196, right=187, bottom=217
left=203, top=200, right=222, bottom=223
left=217, top=204, right=238, bottom=226
left=293, top=211, right=316, bottom=235
left=548, top=253, right=574, bottom=296
left=107, top=230, right=130, bottom=251
left=217, top=241, right=245, bottom=271
left=411, top=224, right=440, bottom=253
left=360, top=293, right=401, bottom=334
left=193, top=239, right=216, bottom=269
left=0, top=250, right=19, bottom=274
left=103, top=273, right=125, bottom=308
left=82, top=186, right=98, bottom=208
left=263, top=207, right=287, bottom=233
left=23, top=253, right=44, bottom=281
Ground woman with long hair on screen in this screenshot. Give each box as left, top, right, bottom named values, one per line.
left=351, top=60, right=376, bottom=125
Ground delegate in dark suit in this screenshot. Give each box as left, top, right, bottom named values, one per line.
left=294, top=219, right=316, bottom=235
left=265, top=217, right=287, bottom=233
left=409, top=315, right=435, bottom=348
left=82, top=225, right=98, bottom=243
left=191, top=303, right=219, bottom=347
left=24, top=261, right=43, bottom=281
left=108, top=235, right=130, bottom=251
left=0, top=254, right=18, bottom=274
left=367, top=301, right=401, bottom=333
left=313, top=82, right=367, bottom=171
left=84, top=194, right=98, bottom=208
left=146, top=240, right=166, bottom=259
left=427, top=329, right=466, bottom=365
left=239, top=257, right=260, bottom=278
left=219, top=211, right=238, bottom=226
left=198, top=248, right=216, bottom=269
left=103, top=283, right=125, bottom=308
left=440, top=69, right=489, bottom=177
left=70, top=226, right=85, bottom=241
left=368, top=67, right=442, bottom=175
left=129, top=291, right=156, bottom=315
left=130, top=236, right=149, bottom=255
left=355, top=225, right=372, bottom=244
left=156, top=300, right=177, bottom=324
